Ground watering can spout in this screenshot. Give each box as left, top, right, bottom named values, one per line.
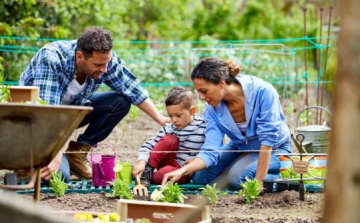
left=322, top=121, right=330, bottom=128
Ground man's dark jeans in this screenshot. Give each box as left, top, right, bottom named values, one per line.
left=58, top=92, right=131, bottom=182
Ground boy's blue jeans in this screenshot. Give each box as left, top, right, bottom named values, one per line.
left=191, top=140, right=292, bottom=189
left=57, top=92, right=131, bottom=182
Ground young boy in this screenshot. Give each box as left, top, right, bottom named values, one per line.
left=133, top=86, right=206, bottom=186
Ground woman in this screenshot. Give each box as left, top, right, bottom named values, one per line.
left=162, top=57, right=292, bottom=189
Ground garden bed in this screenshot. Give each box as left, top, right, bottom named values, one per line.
left=3, top=113, right=325, bottom=222
left=18, top=190, right=323, bottom=222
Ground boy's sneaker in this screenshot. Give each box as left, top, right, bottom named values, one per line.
left=141, top=165, right=154, bottom=186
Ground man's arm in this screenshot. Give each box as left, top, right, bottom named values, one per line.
left=137, top=98, right=170, bottom=126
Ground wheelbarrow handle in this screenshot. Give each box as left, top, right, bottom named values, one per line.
left=296, top=106, right=332, bottom=128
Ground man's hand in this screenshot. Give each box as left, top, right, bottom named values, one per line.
left=158, top=115, right=171, bottom=126
left=161, top=168, right=186, bottom=186
left=41, top=150, right=62, bottom=180
left=137, top=98, right=171, bottom=126
left=132, top=160, right=147, bottom=178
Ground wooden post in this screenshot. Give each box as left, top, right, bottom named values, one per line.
left=323, top=1, right=360, bottom=222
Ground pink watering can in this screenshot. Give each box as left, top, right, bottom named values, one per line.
left=90, top=143, right=116, bottom=187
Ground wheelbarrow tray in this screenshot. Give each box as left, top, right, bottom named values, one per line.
left=0, top=103, right=92, bottom=170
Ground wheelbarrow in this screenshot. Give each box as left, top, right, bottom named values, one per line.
left=0, top=103, right=92, bottom=201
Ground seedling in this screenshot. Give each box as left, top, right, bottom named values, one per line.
left=49, top=172, right=68, bottom=197
left=200, top=183, right=227, bottom=205
left=106, top=178, right=133, bottom=199
left=237, top=178, right=263, bottom=204
left=150, top=182, right=186, bottom=203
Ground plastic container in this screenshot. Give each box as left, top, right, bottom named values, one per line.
left=114, top=162, right=133, bottom=185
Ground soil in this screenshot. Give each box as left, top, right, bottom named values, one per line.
left=3, top=112, right=325, bottom=222
left=18, top=190, right=323, bottom=222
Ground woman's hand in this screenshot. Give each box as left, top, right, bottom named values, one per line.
left=255, top=145, right=272, bottom=182
left=41, top=150, right=62, bottom=180
left=161, top=168, right=186, bottom=186
left=132, top=160, right=147, bottom=177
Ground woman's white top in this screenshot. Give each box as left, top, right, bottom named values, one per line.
left=236, top=122, right=247, bottom=135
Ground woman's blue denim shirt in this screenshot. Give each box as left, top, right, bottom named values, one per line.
left=197, top=74, right=291, bottom=168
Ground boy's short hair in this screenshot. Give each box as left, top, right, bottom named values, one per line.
left=165, top=86, right=194, bottom=109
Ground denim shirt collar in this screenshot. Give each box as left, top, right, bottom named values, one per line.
left=235, top=74, right=257, bottom=123
left=212, top=74, right=259, bottom=139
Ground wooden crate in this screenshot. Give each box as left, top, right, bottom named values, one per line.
left=9, top=86, right=39, bottom=102
left=117, top=199, right=211, bottom=223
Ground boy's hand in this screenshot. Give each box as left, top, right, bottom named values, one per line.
left=132, top=160, right=147, bottom=178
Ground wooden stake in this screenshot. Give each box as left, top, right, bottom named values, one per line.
left=323, top=1, right=360, bottom=222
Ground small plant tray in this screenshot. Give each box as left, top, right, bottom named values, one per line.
left=263, top=180, right=323, bottom=193
left=14, top=180, right=239, bottom=195
left=13, top=180, right=323, bottom=195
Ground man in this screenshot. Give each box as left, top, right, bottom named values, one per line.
left=20, top=27, right=169, bottom=182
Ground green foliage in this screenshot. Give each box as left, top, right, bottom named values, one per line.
left=106, top=178, right=133, bottom=199
left=150, top=182, right=186, bottom=203
left=0, top=0, right=334, bottom=101
left=298, top=110, right=313, bottom=126
left=128, top=106, right=141, bottom=121
left=0, top=0, right=104, bottom=81
left=0, top=73, right=10, bottom=102
left=200, top=183, right=227, bottom=205
left=237, top=178, right=263, bottom=205
left=49, top=172, right=68, bottom=197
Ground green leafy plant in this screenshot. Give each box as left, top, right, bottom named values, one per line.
left=0, top=74, right=10, bottom=103
left=49, top=172, right=68, bottom=197
left=200, top=183, right=227, bottom=205
left=237, top=178, right=263, bottom=205
left=106, top=178, right=133, bottom=199
left=150, top=182, right=186, bottom=203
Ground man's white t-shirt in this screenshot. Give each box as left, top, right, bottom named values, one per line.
left=61, top=79, right=86, bottom=105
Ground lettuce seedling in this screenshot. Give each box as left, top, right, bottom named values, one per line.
left=150, top=182, right=186, bottom=203
left=106, top=178, right=133, bottom=199
left=49, top=172, right=68, bottom=197
left=200, top=183, right=227, bottom=205
left=237, top=178, right=263, bottom=204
